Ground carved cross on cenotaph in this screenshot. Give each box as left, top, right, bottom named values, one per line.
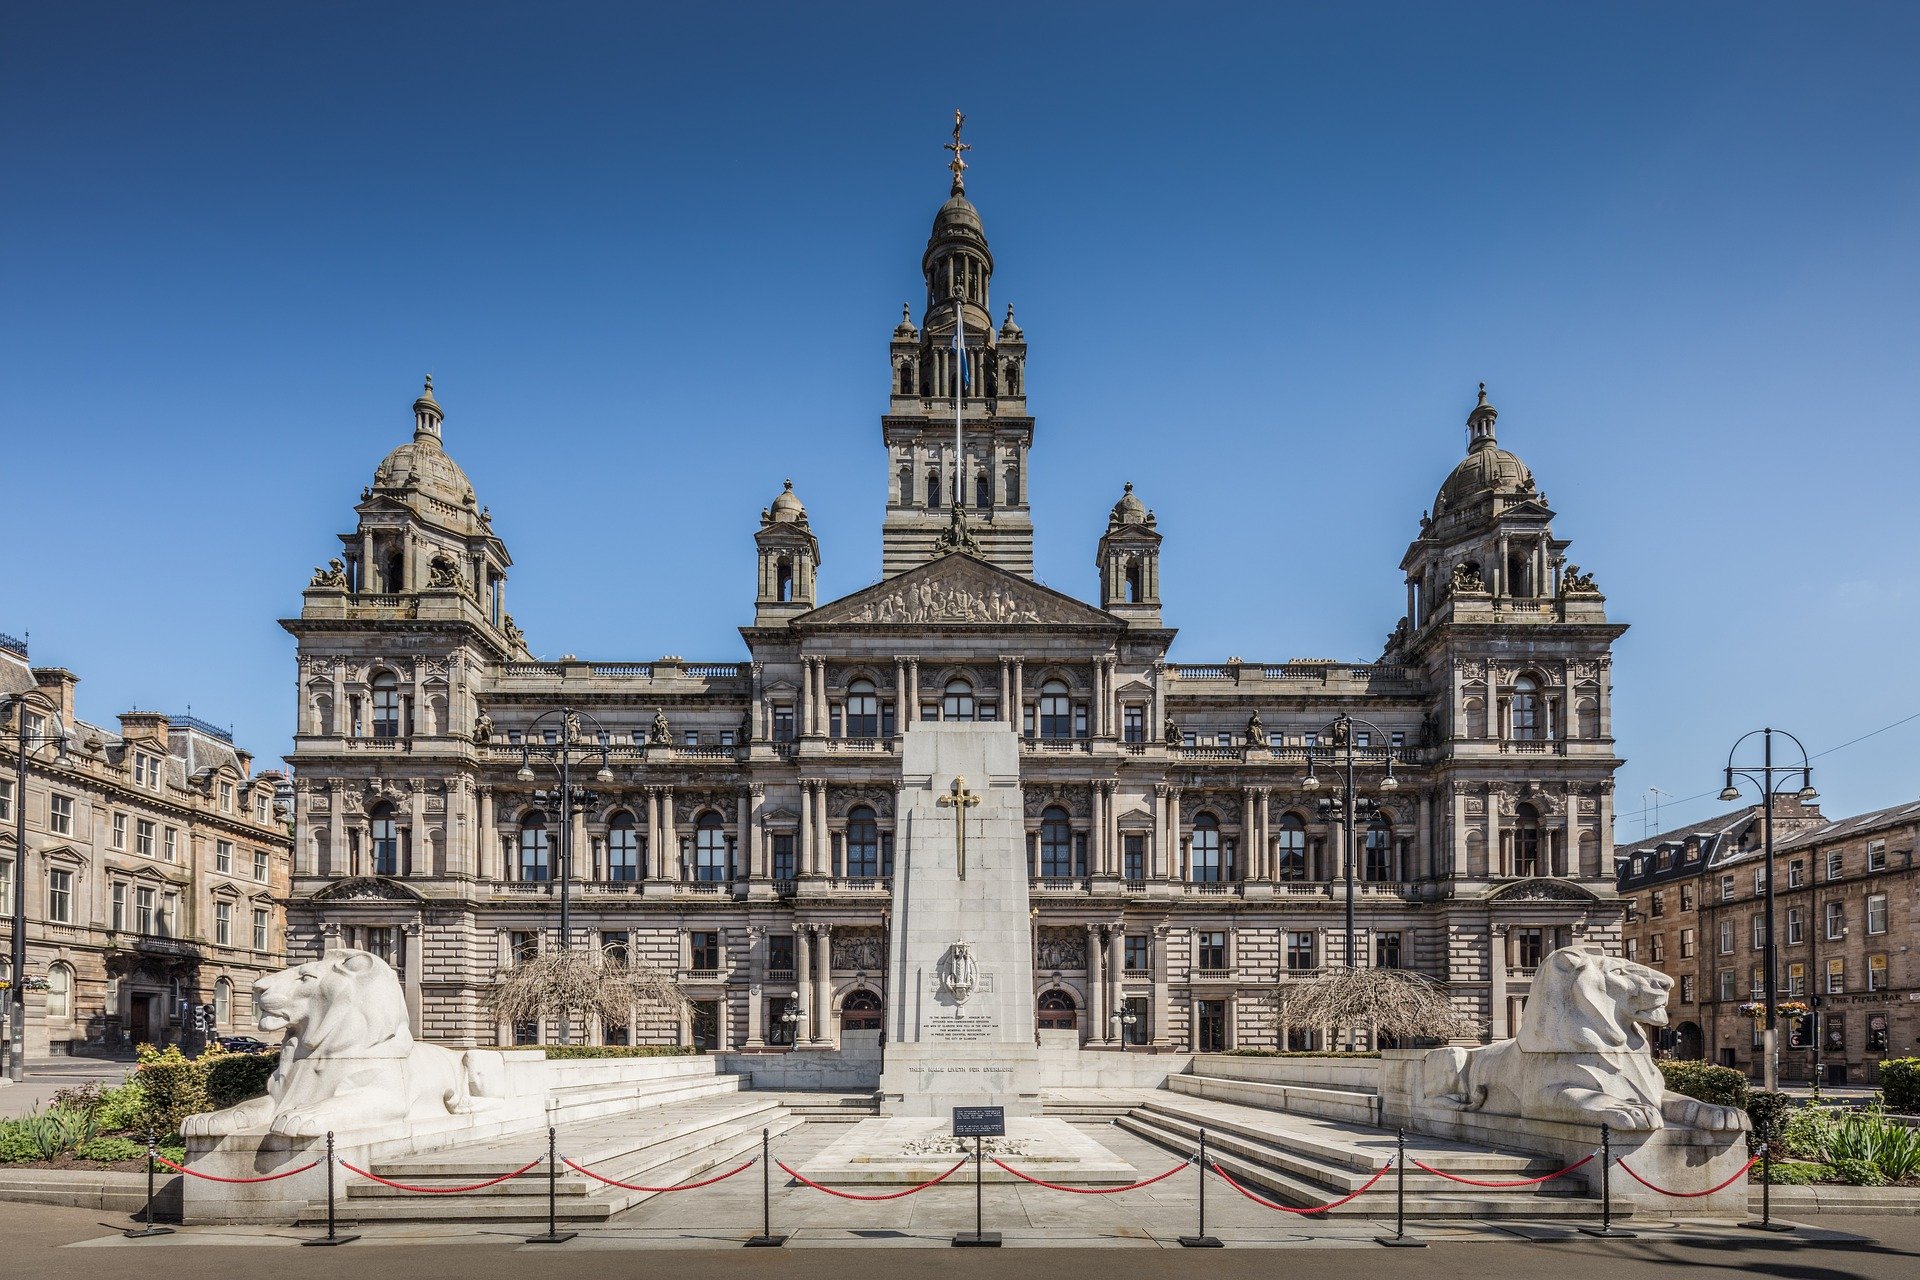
left=936, top=774, right=982, bottom=879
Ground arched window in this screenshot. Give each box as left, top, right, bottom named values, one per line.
left=1124, top=560, right=1143, bottom=603
left=1038, top=679, right=1072, bottom=739
left=370, top=672, right=401, bottom=738
left=518, top=811, right=551, bottom=882
left=975, top=472, right=991, bottom=509
left=1037, top=989, right=1077, bottom=1030
left=846, top=679, right=879, bottom=737
left=846, top=806, right=881, bottom=878
left=369, top=801, right=399, bottom=876
left=776, top=557, right=794, bottom=602
left=46, top=961, right=73, bottom=1021
left=942, top=678, right=974, bottom=721
left=607, top=812, right=641, bottom=881
left=1004, top=463, right=1020, bottom=505
left=1040, top=806, right=1074, bottom=878
left=1365, top=817, right=1393, bottom=882
left=1191, top=813, right=1224, bottom=882
left=898, top=462, right=914, bottom=503
left=213, top=977, right=232, bottom=1028
left=1274, top=813, right=1307, bottom=881
left=694, top=811, right=729, bottom=882
left=1513, top=803, right=1542, bottom=877
left=899, top=361, right=914, bottom=396
left=841, top=989, right=883, bottom=1031
left=1511, top=676, right=1541, bottom=741
left=927, top=471, right=942, bottom=509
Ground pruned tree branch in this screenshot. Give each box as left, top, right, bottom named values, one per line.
left=485, top=949, right=688, bottom=1029
left=1267, top=966, right=1481, bottom=1042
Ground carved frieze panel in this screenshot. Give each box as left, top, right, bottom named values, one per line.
left=831, top=928, right=887, bottom=973
left=1036, top=928, right=1086, bottom=971
left=1024, top=784, right=1091, bottom=821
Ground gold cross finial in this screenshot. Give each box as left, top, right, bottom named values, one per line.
left=944, top=109, right=970, bottom=195
left=936, top=774, right=982, bottom=878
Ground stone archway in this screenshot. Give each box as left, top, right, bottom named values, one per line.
left=1673, top=1020, right=1705, bottom=1061
left=1037, top=988, right=1077, bottom=1031
left=840, top=988, right=883, bottom=1032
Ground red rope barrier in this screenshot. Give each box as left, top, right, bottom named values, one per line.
left=562, top=1155, right=756, bottom=1193
left=990, top=1156, right=1189, bottom=1194
left=151, top=1154, right=319, bottom=1184
left=339, top=1156, right=543, bottom=1194
left=1210, top=1159, right=1392, bottom=1215
left=1615, top=1154, right=1758, bottom=1198
left=1410, top=1151, right=1595, bottom=1188
left=777, top=1158, right=968, bottom=1201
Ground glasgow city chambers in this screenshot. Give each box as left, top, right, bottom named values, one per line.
left=282, top=149, right=1629, bottom=1054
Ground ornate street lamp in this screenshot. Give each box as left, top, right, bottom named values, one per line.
left=3, top=687, right=69, bottom=1082
left=513, top=706, right=614, bottom=1046
left=1109, top=1006, right=1139, bottom=1052
left=1301, top=712, right=1400, bottom=974
left=1719, top=727, right=1817, bottom=1093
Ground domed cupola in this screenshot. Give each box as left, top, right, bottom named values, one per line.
left=1434, top=383, right=1535, bottom=517
left=372, top=375, right=481, bottom=517
left=755, top=479, right=821, bottom=623
left=1097, top=482, right=1163, bottom=625
left=920, top=110, right=995, bottom=340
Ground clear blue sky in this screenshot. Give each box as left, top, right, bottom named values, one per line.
left=4, top=3, right=1916, bottom=835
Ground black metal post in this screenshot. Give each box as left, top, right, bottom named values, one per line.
left=124, top=1126, right=176, bottom=1237
left=745, top=1126, right=787, bottom=1247
left=1376, top=1128, right=1425, bottom=1247
left=1344, top=721, right=1357, bottom=977
left=1761, top=732, right=1778, bottom=1091
left=526, top=1125, right=577, bottom=1244
left=301, top=1131, right=359, bottom=1246
left=1180, top=1126, right=1223, bottom=1247
left=1742, top=1141, right=1795, bottom=1232
left=952, top=1132, right=1000, bottom=1246
left=1577, top=1122, right=1636, bottom=1238
left=7, top=708, right=26, bottom=1082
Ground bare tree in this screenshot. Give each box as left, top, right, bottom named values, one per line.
left=486, top=949, right=687, bottom=1036
left=1268, top=967, right=1480, bottom=1047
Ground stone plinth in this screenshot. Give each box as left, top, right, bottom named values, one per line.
left=797, top=1116, right=1136, bottom=1185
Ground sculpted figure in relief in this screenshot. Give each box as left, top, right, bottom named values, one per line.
left=309, top=559, right=349, bottom=590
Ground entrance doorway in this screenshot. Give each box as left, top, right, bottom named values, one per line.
left=1037, top=989, right=1077, bottom=1031
left=1194, top=999, right=1227, bottom=1053
left=840, top=989, right=882, bottom=1032
left=690, top=999, right=720, bottom=1051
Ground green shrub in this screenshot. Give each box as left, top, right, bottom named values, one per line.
left=1656, top=1061, right=1749, bottom=1109
left=76, top=1137, right=144, bottom=1163
left=0, top=1123, right=40, bottom=1164
left=205, top=1052, right=276, bottom=1108
left=1746, top=1090, right=1793, bottom=1156
left=1762, top=1159, right=1829, bottom=1185
left=133, top=1044, right=209, bottom=1136
left=541, top=1045, right=702, bottom=1059
left=94, top=1078, right=149, bottom=1133
left=1780, top=1100, right=1843, bottom=1161
left=1832, top=1156, right=1887, bottom=1187
left=1881, top=1058, right=1920, bottom=1113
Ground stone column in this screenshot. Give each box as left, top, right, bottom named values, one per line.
left=745, top=926, right=766, bottom=1048
left=476, top=785, right=495, bottom=880
left=1242, top=788, right=1258, bottom=883
left=1107, top=924, right=1125, bottom=1045
left=795, top=922, right=813, bottom=1045
left=1150, top=925, right=1171, bottom=1047
left=736, top=787, right=753, bottom=882
left=1086, top=924, right=1105, bottom=1044
left=812, top=924, right=833, bottom=1044
left=1011, top=659, right=1025, bottom=732
left=570, top=803, right=588, bottom=884
left=1415, top=791, right=1432, bottom=881
left=1485, top=787, right=1502, bottom=878
left=662, top=786, right=680, bottom=880
left=1490, top=924, right=1509, bottom=1039
left=815, top=783, right=830, bottom=877
left=896, top=656, right=911, bottom=736
left=1163, top=787, right=1181, bottom=881
left=644, top=787, right=663, bottom=880
left=747, top=785, right=766, bottom=879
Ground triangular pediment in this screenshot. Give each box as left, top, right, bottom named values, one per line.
left=799, top=553, right=1120, bottom=629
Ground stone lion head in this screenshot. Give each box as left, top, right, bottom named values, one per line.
left=1516, top=945, right=1672, bottom=1053
left=252, top=948, right=412, bottom=1058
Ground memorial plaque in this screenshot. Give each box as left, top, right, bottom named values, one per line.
left=952, top=1105, right=1006, bottom=1138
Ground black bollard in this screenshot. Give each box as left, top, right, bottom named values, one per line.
left=301, top=1131, right=359, bottom=1246
left=1741, top=1141, right=1795, bottom=1233
left=1375, top=1128, right=1425, bottom=1247
left=1577, top=1122, right=1637, bottom=1238
left=745, top=1127, right=787, bottom=1247
left=1180, top=1126, right=1223, bottom=1248
left=953, top=1133, right=1000, bottom=1247
left=526, top=1125, right=577, bottom=1244
left=124, top=1127, right=176, bottom=1238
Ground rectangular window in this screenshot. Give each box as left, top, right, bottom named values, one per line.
left=1649, top=934, right=1665, bottom=963
left=1680, top=974, right=1695, bottom=1003
left=215, top=901, right=232, bottom=946
left=47, top=868, right=73, bottom=923
left=164, top=828, right=177, bottom=862
left=1390, top=731, right=1406, bottom=749
left=1123, top=706, right=1145, bottom=744
left=1124, top=935, right=1150, bottom=973
left=1513, top=930, right=1547, bottom=970
left=0, top=778, right=13, bottom=821
left=1868, top=954, right=1888, bottom=991
left=829, top=706, right=843, bottom=738
left=220, top=781, right=233, bottom=811
left=1826, top=850, right=1843, bottom=880
left=1867, top=840, right=1888, bottom=872
left=1720, top=874, right=1735, bottom=901
left=768, top=935, right=795, bottom=974
left=1194, top=998, right=1227, bottom=1053
left=159, top=892, right=177, bottom=936
left=1750, top=967, right=1764, bottom=1001
left=509, top=930, right=539, bottom=966
left=1354, top=729, right=1371, bottom=748
left=1786, top=962, right=1806, bottom=997
left=111, top=882, right=127, bottom=932
left=135, top=752, right=162, bottom=789
left=1718, top=970, right=1736, bottom=1002
left=1123, top=833, right=1145, bottom=882
left=771, top=833, right=796, bottom=882
left=683, top=730, right=699, bottom=746
left=1867, top=893, right=1889, bottom=935
left=600, top=930, right=630, bottom=966
left=1375, top=931, right=1403, bottom=969
left=1753, top=869, right=1766, bottom=893
left=1074, top=706, right=1089, bottom=738
left=50, top=793, right=73, bottom=835
left=1216, top=731, right=1232, bottom=748
left=1785, top=908, right=1803, bottom=944
left=1679, top=927, right=1696, bottom=959
left=772, top=706, right=795, bottom=741
left=1625, top=938, right=1638, bottom=961
left=216, top=841, right=233, bottom=873
left=1827, top=958, right=1845, bottom=994
left=1787, top=860, right=1805, bottom=888
left=254, top=849, right=270, bottom=882
left=136, top=886, right=155, bottom=934
left=1752, top=914, right=1766, bottom=950
left=1651, top=890, right=1664, bottom=917
left=1826, top=901, right=1845, bottom=940
left=1285, top=931, right=1316, bottom=972
left=1718, top=920, right=1734, bottom=954
left=111, top=812, right=127, bottom=849
left=690, top=931, right=721, bottom=971
left=1181, top=731, right=1196, bottom=748
left=1196, top=931, right=1228, bottom=971
left=1680, top=884, right=1695, bottom=912
left=134, top=820, right=154, bottom=857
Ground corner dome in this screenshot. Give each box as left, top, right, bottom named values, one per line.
left=372, top=378, right=478, bottom=511
left=1436, top=442, right=1534, bottom=511
left=766, top=479, right=808, bottom=524
left=1109, top=482, right=1149, bottom=526
left=933, top=192, right=982, bottom=235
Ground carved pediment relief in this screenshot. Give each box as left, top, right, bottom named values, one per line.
left=1488, top=878, right=1597, bottom=904
left=310, top=875, right=426, bottom=903
left=800, top=553, right=1118, bottom=629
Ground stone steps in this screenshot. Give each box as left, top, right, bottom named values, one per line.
left=1120, top=1093, right=1617, bottom=1220
left=1170, top=1072, right=1382, bottom=1126
left=1041, top=1088, right=1154, bottom=1120
left=778, top=1091, right=881, bottom=1119
left=304, top=1092, right=803, bottom=1222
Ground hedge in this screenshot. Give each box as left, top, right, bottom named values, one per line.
left=1746, top=1090, right=1793, bottom=1156
left=1656, top=1061, right=1749, bottom=1109
left=134, top=1043, right=276, bottom=1135
left=1881, top=1057, right=1920, bottom=1112
left=541, top=1045, right=703, bottom=1060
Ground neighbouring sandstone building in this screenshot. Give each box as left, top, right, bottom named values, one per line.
left=282, top=145, right=1629, bottom=1052
left=1617, top=797, right=1920, bottom=1085
left=0, top=637, right=292, bottom=1059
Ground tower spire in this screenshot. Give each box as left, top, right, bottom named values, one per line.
left=944, top=109, right=970, bottom=195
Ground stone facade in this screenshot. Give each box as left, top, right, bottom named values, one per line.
left=282, top=157, right=1629, bottom=1052
left=1618, top=797, right=1920, bottom=1084
left=0, top=639, right=292, bottom=1058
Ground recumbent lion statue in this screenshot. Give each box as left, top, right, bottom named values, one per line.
left=1420, top=944, right=1744, bottom=1133
left=183, top=949, right=505, bottom=1140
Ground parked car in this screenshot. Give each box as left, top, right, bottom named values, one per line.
left=215, top=1036, right=274, bottom=1054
